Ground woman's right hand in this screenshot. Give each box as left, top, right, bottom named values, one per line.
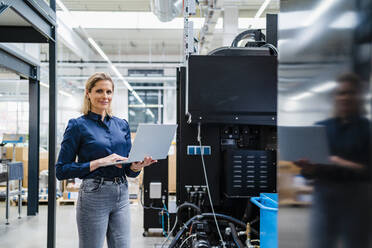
left=90, top=153, right=128, bottom=172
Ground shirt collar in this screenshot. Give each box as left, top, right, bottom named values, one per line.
left=87, top=111, right=111, bottom=121
left=336, top=115, right=361, bottom=125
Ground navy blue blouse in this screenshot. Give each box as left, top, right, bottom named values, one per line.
left=56, top=111, right=140, bottom=180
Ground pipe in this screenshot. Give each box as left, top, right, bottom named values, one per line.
left=151, top=0, right=183, bottom=22
left=168, top=213, right=247, bottom=247
left=229, top=223, right=245, bottom=248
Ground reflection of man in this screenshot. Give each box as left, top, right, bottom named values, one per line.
left=295, top=73, right=371, bottom=248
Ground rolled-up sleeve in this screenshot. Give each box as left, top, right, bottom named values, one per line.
left=123, top=120, right=141, bottom=178
left=56, top=119, right=91, bottom=180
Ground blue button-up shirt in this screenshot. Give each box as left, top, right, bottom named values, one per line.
left=56, top=111, right=140, bottom=180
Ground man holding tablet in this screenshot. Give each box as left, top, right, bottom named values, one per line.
left=287, top=73, right=370, bottom=248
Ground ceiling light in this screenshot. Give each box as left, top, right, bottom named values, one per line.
left=303, top=0, right=339, bottom=27
left=311, top=81, right=337, bottom=93
left=291, top=92, right=313, bottom=100
left=255, top=0, right=272, bottom=18
left=87, top=38, right=110, bottom=62
left=40, top=82, right=50, bottom=88
left=56, top=0, right=68, bottom=12
left=330, top=11, right=359, bottom=29
left=59, top=90, right=72, bottom=97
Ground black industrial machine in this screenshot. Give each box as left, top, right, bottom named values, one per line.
left=172, top=17, right=278, bottom=248
left=142, top=158, right=174, bottom=236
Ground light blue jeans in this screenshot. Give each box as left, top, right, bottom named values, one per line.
left=77, top=178, right=131, bottom=248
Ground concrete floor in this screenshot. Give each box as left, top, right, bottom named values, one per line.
left=0, top=201, right=166, bottom=248
left=0, top=201, right=311, bottom=248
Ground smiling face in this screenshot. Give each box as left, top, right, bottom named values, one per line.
left=86, top=80, right=113, bottom=115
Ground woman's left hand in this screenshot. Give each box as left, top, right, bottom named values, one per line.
left=130, top=156, right=158, bottom=172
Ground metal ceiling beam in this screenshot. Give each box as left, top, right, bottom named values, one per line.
left=59, top=75, right=176, bottom=82
left=0, top=44, right=39, bottom=80
left=0, top=26, right=48, bottom=43
left=56, top=16, right=96, bottom=61
left=1, top=0, right=56, bottom=42
left=0, top=42, right=41, bottom=221
left=41, top=61, right=181, bottom=68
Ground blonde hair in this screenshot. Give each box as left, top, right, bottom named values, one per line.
left=82, top=72, right=115, bottom=116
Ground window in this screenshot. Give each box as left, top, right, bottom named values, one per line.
left=127, top=69, right=164, bottom=132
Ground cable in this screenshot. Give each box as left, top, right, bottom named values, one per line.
left=229, top=223, right=244, bottom=248
left=162, top=202, right=170, bottom=237
left=168, top=213, right=246, bottom=248
left=197, top=122, right=226, bottom=248
left=261, top=43, right=278, bottom=56
left=139, top=184, right=166, bottom=211
left=180, top=234, right=197, bottom=248
left=160, top=215, right=178, bottom=248
left=162, top=209, right=167, bottom=237
left=160, top=202, right=200, bottom=248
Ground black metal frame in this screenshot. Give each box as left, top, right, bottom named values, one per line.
left=0, top=1, right=57, bottom=247
left=0, top=44, right=40, bottom=217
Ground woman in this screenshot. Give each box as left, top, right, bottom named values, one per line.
left=56, top=72, right=156, bottom=248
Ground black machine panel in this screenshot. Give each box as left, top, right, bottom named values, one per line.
left=223, top=149, right=276, bottom=198
left=142, top=158, right=169, bottom=232
left=188, top=55, right=277, bottom=125
left=177, top=66, right=277, bottom=211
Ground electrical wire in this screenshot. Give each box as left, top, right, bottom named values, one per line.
left=261, top=43, right=278, bottom=56
left=162, top=202, right=170, bottom=237
left=197, top=122, right=226, bottom=248
left=180, top=234, right=197, bottom=248
left=139, top=184, right=166, bottom=211
left=160, top=215, right=178, bottom=248
left=162, top=210, right=167, bottom=237
left=160, top=202, right=201, bottom=248
left=168, top=213, right=246, bottom=248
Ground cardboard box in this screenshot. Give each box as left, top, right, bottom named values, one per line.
left=63, top=191, right=78, bottom=200
left=6, top=146, right=28, bottom=161
left=66, top=182, right=80, bottom=192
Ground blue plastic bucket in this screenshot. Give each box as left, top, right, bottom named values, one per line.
left=251, top=193, right=278, bottom=248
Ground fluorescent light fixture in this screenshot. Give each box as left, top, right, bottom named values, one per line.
left=56, top=0, right=68, bottom=12
left=109, top=65, right=134, bottom=91
left=291, top=92, right=313, bottom=100
left=303, top=0, right=339, bottom=27
left=255, top=0, right=272, bottom=18
left=121, top=79, right=133, bottom=92
left=59, top=90, right=73, bottom=97
left=40, top=82, right=50, bottom=88
left=40, top=81, right=72, bottom=97
left=132, top=91, right=144, bottom=104
left=146, top=108, right=155, bottom=118
left=110, top=64, right=122, bottom=77
left=87, top=38, right=110, bottom=62
left=56, top=4, right=149, bottom=114
left=330, top=11, right=359, bottom=29
left=311, top=81, right=337, bottom=93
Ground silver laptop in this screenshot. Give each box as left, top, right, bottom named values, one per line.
left=278, top=125, right=331, bottom=164
left=106, top=124, right=177, bottom=166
